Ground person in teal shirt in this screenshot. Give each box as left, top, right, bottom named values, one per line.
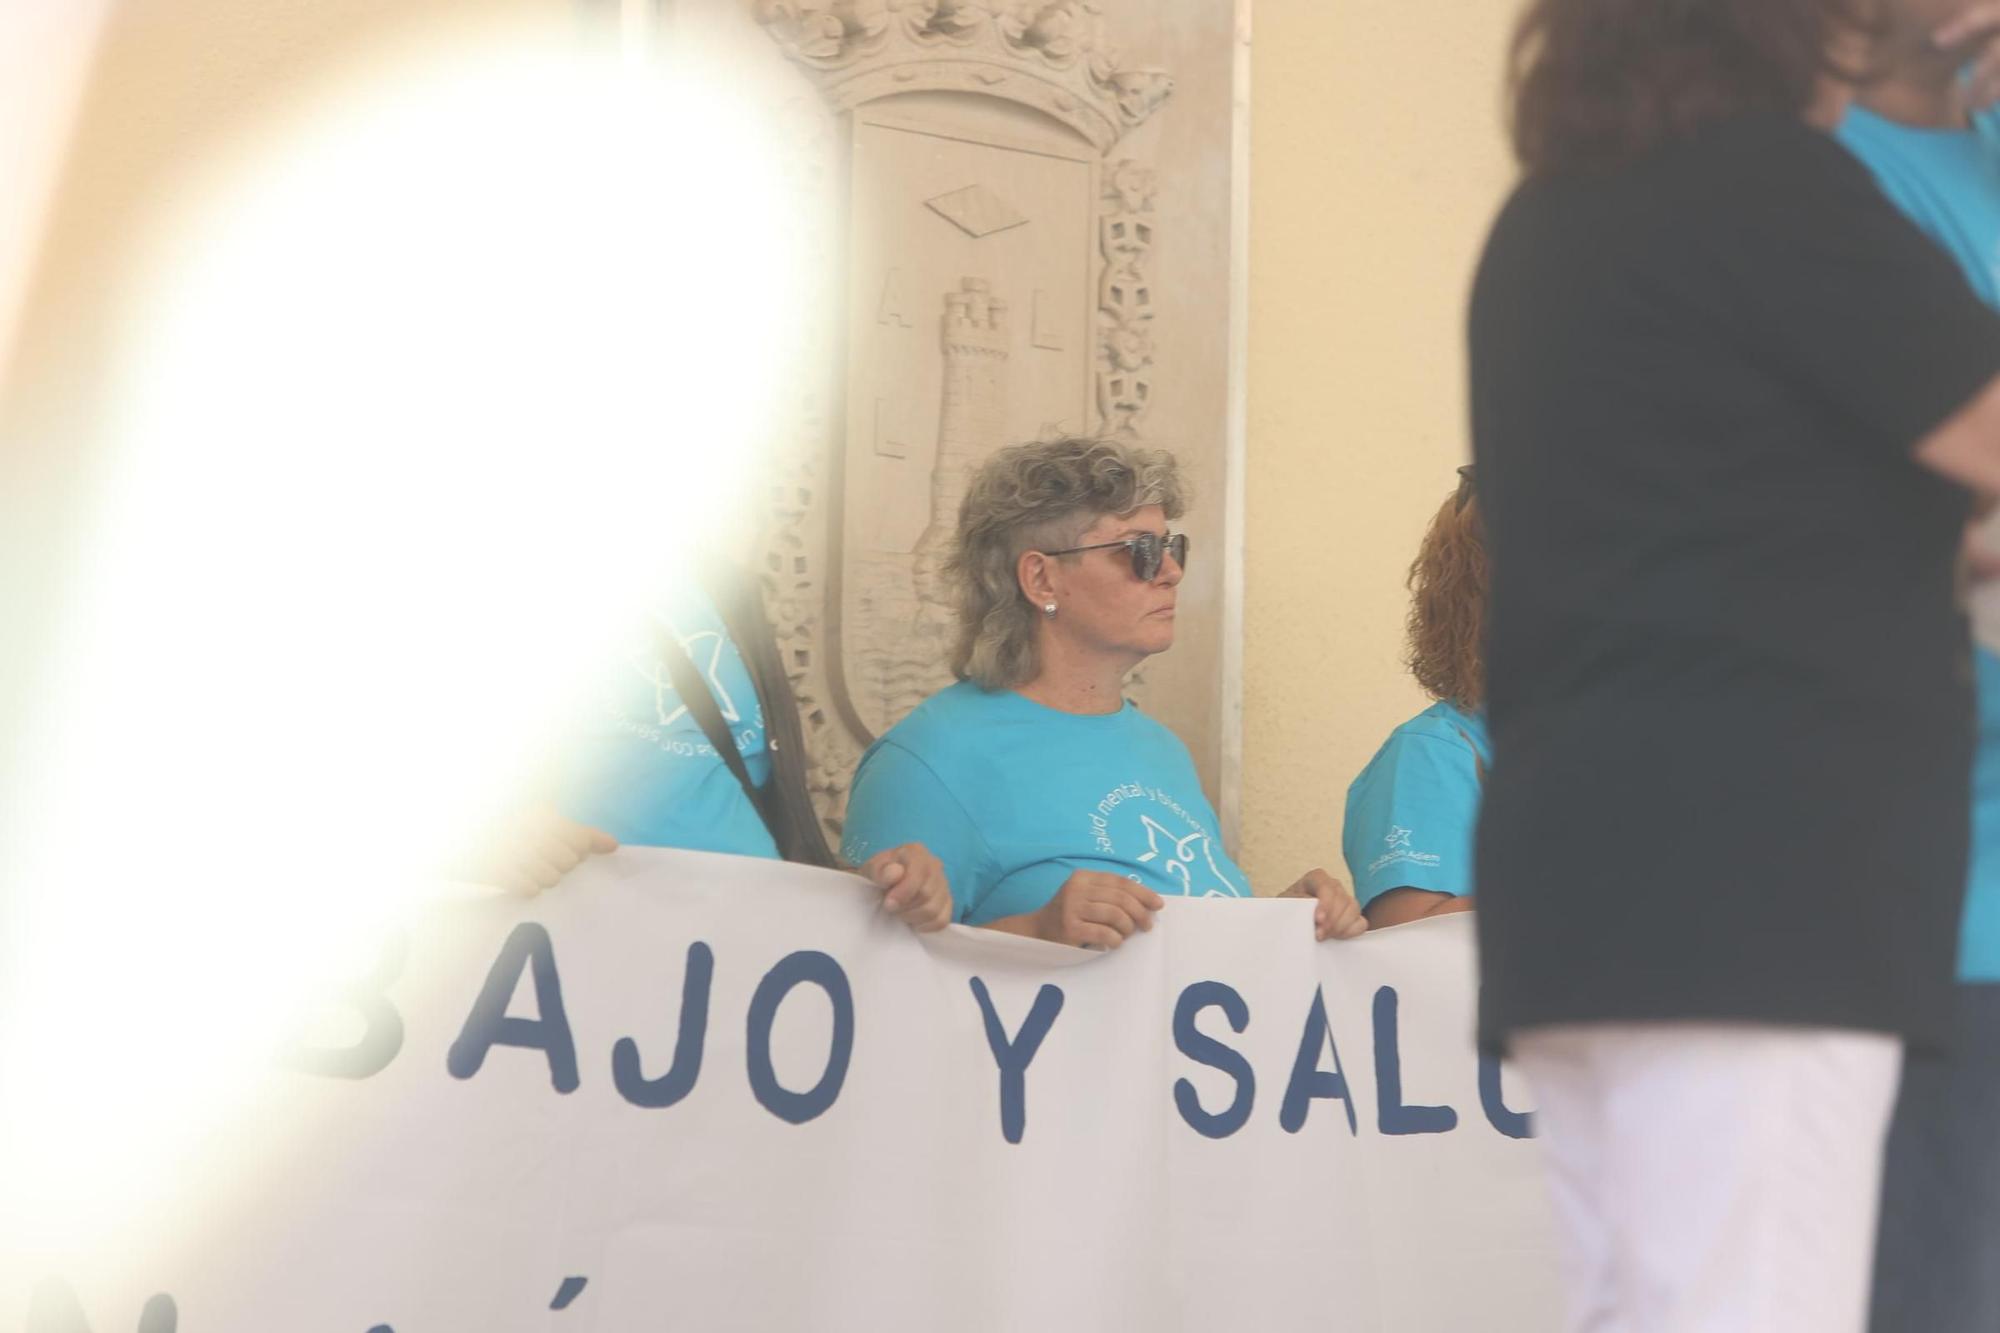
left=1345, top=701, right=1489, bottom=904
left=1842, top=65, right=2000, bottom=986
left=844, top=436, right=1367, bottom=948
left=1343, top=468, right=1489, bottom=930
left=456, top=566, right=954, bottom=933
left=1837, top=9, right=2000, bottom=1326
left=554, top=582, right=781, bottom=860
left=849, top=680, right=1247, bottom=926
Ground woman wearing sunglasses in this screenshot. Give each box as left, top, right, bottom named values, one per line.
left=1343, top=467, right=1488, bottom=930
left=841, top=436, right=1366, bottom=948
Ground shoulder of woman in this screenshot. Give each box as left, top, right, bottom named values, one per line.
left=869, top=680, right=995, bottom=755
left=1367, top=714, right=1482, bottom=774
left=1118, top=698, right=1193, bottom=740
left=1692, top=113, right=1877, bottom=201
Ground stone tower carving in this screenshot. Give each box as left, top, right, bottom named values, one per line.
left=912, top=279, right=1008, bottom=610
left=853, top=277, right=1011, bottom=732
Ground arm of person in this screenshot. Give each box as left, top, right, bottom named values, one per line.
left=980, top=872, right=1167, bottom=950
left=1916, top=375, right=2000, bottom=498
left=1968, top=510, right=2000, bottom=588
left=1365, top=887, right=1476, bottom=930
left=1278, top=867, right=1369, bottom=940
left=1938, top=5, right=2000, bottom=114
left=842, top=740, right=995, bottom=930
left=1341, top=728, right=1481, bottom=927
left=854, top=842, right=954, bottom=933
left=1724, top=124, right=2000, bottom=493
left=453, top=801, right=619, bottom=895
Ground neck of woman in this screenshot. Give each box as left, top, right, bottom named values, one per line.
left=1807, top=73, right=1858, bottom=130
left=1017, top=639, right=1141, bottom=716
left=1857, top=47, right=1968, bottom=130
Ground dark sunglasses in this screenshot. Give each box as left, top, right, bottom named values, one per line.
left=1041, top=531, right=1190, bottom=581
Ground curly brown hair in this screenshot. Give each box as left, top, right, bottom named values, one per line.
left=1405, top=484, right=1488, bottom=712
left=1509, top=0, right=1879, bottom=176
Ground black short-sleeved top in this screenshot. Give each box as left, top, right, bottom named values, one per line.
left=1470, top=114, right=2000, bottom=1051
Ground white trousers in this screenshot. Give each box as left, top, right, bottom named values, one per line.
left=1512, top=1023, right=1903, bottom=1333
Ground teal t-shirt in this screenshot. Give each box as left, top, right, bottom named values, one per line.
left=1342, top=701, right=1489, bottom=909
left=1966, top=647, right=2000, bottom=980
left=1838, top=107, right=2000, bottom=303
left=552, top=587, right=779, bottom=860
left=1839, top=105, right=2000, bottom=980
left=841, top=680, right=1250, bottom=925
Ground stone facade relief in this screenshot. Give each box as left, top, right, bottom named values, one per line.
left=849, top=278, right=1012, bottom=732
left=754, top=1, right=1171, bottom=151
left=837, top=109, right=1096, bottom=741
left=1096, top=158, right=1156, bottom=437
left=750, top=0, right=1175, bottom=837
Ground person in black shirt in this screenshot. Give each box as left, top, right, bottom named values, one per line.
left=1472, top=1, right=2000, bottom=1328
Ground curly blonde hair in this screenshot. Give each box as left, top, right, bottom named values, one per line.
left=950, top=437, right=1187, bottom=689
left=1405, top=483, right=1488, bottom=711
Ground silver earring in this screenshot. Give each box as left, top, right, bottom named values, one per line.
left=1043, top=602, right=1058, bottom=618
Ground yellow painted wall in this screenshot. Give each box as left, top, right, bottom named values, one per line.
left=1239, top=0, right=1519, bottom=892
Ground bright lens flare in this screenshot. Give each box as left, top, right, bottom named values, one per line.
left=0, top=26, right=808, bottom=1268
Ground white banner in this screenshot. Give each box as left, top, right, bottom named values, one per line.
left=5, top=849, right=1561, bottom=1332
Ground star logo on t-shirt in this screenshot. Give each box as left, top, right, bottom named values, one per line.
left=1135, top=814, right=1245, bottom=898
left=639, top=625, right=743, bottom=728
left=1385, top=826, right=1414, bottom=851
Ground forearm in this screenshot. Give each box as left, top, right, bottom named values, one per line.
left=1363, top=887, right=1474, bottom=929
left=978, top=910, right=1048, bottom=941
